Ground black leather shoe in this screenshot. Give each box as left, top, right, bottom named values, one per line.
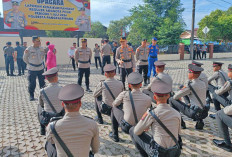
left=30, top=96, right=35, bottom=101
left=97, top=118, right=103, bottom=124
left=195, top=120, right=204, bottom=130
left=181, top=121, right=186, bottom=129
left=10, top=74, right=16, bottom=76
left=109, top=132, right=119, bottom=142
left=40, top=127, right=46, bottom=135
left=209, top=114, right=216, bottom=119
left=213, top=139, right=232, bottom=152
left=86, top=89, right=93, bottom=92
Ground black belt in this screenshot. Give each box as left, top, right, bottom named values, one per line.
left=149, top=56, right=157, bottom=59
left=122, top=59, right=131, bottom=62
left=78, top=60, right=89, bottom=64
left=29, top=63, right=43, bottom=67
left=140, top=59, right=148, bottom=62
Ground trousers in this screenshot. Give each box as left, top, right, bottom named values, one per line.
left=17, top=58, right=25, bottom=75
left=147, top=57, right=157, bottom=77
left=94, top=56, right=102, bottom=69
left=6, top=56, right=14, bottom=75
left=28, top=70, right=45, bottom=96
left=120, top=68, right=133, bottom=89
left=137, top=65, right=148, bottom=83
left=78, top=68, right=90, bottom=88
left=102, top=55, right=111, bottom=73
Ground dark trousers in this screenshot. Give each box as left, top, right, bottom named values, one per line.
left=193, top=51, right=197, bottom=60
left=137, top=65, right=148, bottom=84
left=120, top=67, right=133, bottom=89
left=17, top=58, right=25, bottom=75
left=197, top=51, right=201, bottom=60
left=216, top=110, right=232, bottom=145
left=28, top=70, right=45, bottom=97
left=102, top=55, right=111, bottom=73
left=78, top=68, right=90, bottom=88
left=202, top=51, right=206, bottom=59
left=6, top=56, right=14, bottom=75
left=71, top=58, right=76, bottom=71
left=94, top=56, right=102, bottom=69
left=111, top=107, right=124, bottom=136
left=113, top=57, right=120, bottom=74
left=45, top=141, right=57, bottom=157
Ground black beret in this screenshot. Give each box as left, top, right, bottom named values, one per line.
left=154, top=61, right=166, bottom=67
left=42, top=67, right=58, bottom=77
left=58, top=84, right=84, bottom=102
left=188, top=64, right=204, bottom=73
left=151, top=79, right=172, bottom=94
left=128, top=72, right=143, bottom=85
left=192, top=60, right=203, bottom=66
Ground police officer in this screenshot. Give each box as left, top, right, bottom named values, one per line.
left=143, top=61, right=172, bottom=102
left=23, top=36, right=45, bottom=101
left=38, top=67, right=64, bottom=135
left=4, top=42, right=15, bottom=76
left=5, top=1, right=27, bottom=29
left=46, top=84, right=100, bottom=157
left=129, top=79, right=181, bottom=157
left=93, top=43, right=102, bottom=69
left=169, top=64, right=207, bottom=130
left=147, top=37, right=159, bottom=83
left=211, top=64, right=232, bottom=108
left=116, top=37, right=136, bottom=89
left=208, top=62, right=229, bottom=119
left=15, top=41, right=24, bottom=75
left=22, top=42, right=27, bottom=70
left=136, top=39, right=149, bottom=86
left=110, top=72, right=151, bottom=142
left=75, top=38, right=93, bottom=92
left=68, top=43, right=77, bottom=71
left=44, top=41, right=50, bottom=64
left=75, top=7, right=90, bottom=31
left=112, top=42, right=118, bottom=69
left=101, top=39, right=112, bottom=74
left=93, top=64, right=124, bottom=124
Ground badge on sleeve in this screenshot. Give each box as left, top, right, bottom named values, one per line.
left=141, top=112, right=148, bottom=120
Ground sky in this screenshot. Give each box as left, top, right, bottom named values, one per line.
left=0, top=0, right=231, bottom=30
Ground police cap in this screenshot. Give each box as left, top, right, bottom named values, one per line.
left=151, top=79, right=172, bottom=95
left=42, top=67, right=58, bottom=78
left=128, top=72, right=143, bottom=85
left=120, top=37, right=126, bottom=42
left=81, top=38, right=87, bottom=42
left=152, top=37, right=157, bottom=41
left=32, top=36, right=40, bottom=41
left=192, top=60, right=203, bottom=67
left=213, top=61, right=224, bottom=67
left=228, top=64, right=232, bottom=71
left=154, top=61, right=166, bottom=67
left=188, top=64, right=204, bottom=74
left=104, top=64, right=116, bottom=72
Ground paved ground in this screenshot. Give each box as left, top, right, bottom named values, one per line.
left=1, top=58, right=232, bottom=157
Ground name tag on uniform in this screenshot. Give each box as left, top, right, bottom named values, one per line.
left=80, top=52, right=83, bottom=55
left=120, top=49, right=123, bottom=53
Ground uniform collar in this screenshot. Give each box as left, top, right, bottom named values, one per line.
left=65, top=112, right=81, bottom=117
left=48, top=82, right=59, bottom=87
left=106, top=77, right=115, bottom=81
left=131, top=88, right=141, bottom=93
left=156, top=103, right=169, bottom=108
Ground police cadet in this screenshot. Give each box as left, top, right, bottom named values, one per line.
left=210, top=64, right=232, bottom=108
left=143, top=61, right=172, bottom=102
left=5, top=1, right=27, bottom=29
left=75, top=7, right=90, bottom=32
left=101, top=39, right=112, bottom=74
left=46, top=84, right=100, bottom=157
left=23, top=36, right=45, bottom=101
left=15, top=41, right=24, bottom=76
left=169, top=64, right=207, bottom=130
left=4, top=42, right=15, bottom=76
left=38, top=67, right=64, bottom=135
left=75, top=38, right=93, bottom=92
left=208, top=62, right=229, bottom=119
left=147, top=37, right=159, bottom=84
left=110, top=72, right=151, bottom=142
left=136, top=39, right=149, bottom=86
left=93, top=64, right=124, bottom=124
left=129, top=79, right=181, bottom=157
left=116, top=37, right=136, bottom=89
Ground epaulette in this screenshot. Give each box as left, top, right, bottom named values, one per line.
left=84, top=116, right=94, bottom=120
left=50, top=116, right=63, bottom=123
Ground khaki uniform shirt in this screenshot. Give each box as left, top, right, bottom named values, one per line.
left=215, top=80, right=232, bottom=99
left=224, top=105, right=232, bottom=115
left=75, top=15, right=90, bottom=31
left=93, top=78, right=124, bottom=107
left=199, top=72, right=208, bottom=89
left=4, top=47, right=14, bottom=56
left=102, top=44, right=112, bottom=56
left=23, top=46, right=45, bottom=71
left=136, top=46, right=149, bottom=65
left=174, top=78, right=206, bottom=108
left=116, top=46, right=136, bottom=69
left=133, top=103, right=181, bottom=148
left=208, top=70, right=229, bottom=88
left=5, top=11, right=27, bottom=29
left=75, top=47, right=92, bottom=68
left=39, top=83, right=63, bottom=113
left=147, top=72, right=173, bottom=90
left=112, top=89, right=151, bottom=126
left=93, top=47, right=100, bottom=57
left=47, top=112, right=100, bottom=157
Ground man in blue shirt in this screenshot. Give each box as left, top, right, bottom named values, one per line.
left=15, top=41, right=24, bottom=75
left=147, top=37, right=159, bottom=83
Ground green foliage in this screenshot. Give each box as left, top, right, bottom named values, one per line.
left=83, top=21, right=108, bottom=38
left=45, top=30, right=72, bottom=38
left=198, top=7, right=232, bottom=43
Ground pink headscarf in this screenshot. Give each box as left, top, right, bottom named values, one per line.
left=46, top=44, right=57, bottom=70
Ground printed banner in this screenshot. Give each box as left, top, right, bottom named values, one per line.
left=2, top=0, right=91, bottom=31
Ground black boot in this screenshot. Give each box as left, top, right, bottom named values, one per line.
left=213, top=139, right=232, bottom=152
left=40, top=126, right=46, bottom=135
left=30, top=93, right=35, bottom=101
left=109, top=132, right=119, bottom=142
left=181, top=118, right=186, bottom=129
left=147, top=77, right=150, bottom=84
left=195, top=120, right=204, bottom=130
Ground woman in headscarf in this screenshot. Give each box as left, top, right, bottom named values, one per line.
left=46, top=44, right=57, bottom=70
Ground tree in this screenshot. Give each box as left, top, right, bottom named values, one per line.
left=197, top=7, right=232, bottom=43
left=83, top=21, right=108, bottom=38
left=46, top=30, right=72, bottom=38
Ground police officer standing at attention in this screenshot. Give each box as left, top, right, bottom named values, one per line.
left=136, top=39, right=149, bottom=86
left=129, top=79, right=181, bottom=157
left=116, top=37, right=136, bottom=89
left=208, top=62, right=229, bottom=119
left=75, top=39, right=93, bottom=92
left=93, top=43, right=102, bottom=70
left=15, top=41, right=24, bottom=76
left=169, top=64, right=207, bottom=130
left=147, top=37, right=159, bottom=84
left=46, top=84, right=100, bottom=157
left=101, top=39, right=112, bottom=74
left=4, top=42, right=15, bottom=76
left=93, top=64, right=124, bottom=124
left=23, top=36, right=45, bottom=101
left=38, top=67, right=64, bottom=135
left=110, top=72, right=151, bottom=142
